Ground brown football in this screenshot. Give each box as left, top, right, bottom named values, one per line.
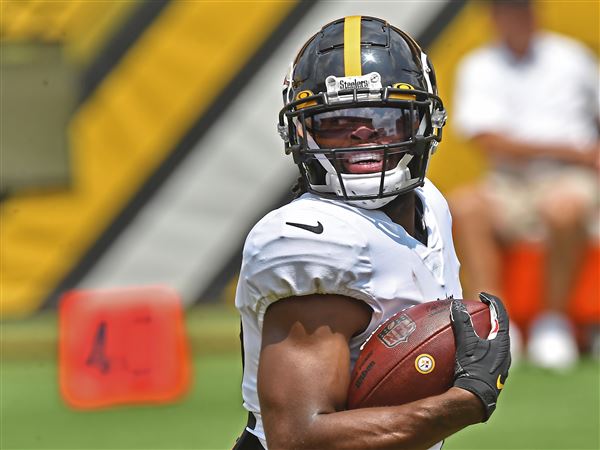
left=347, top=299, right=492, bottom=409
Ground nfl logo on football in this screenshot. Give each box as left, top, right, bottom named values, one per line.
left=377, top=314, right=417, bottom=348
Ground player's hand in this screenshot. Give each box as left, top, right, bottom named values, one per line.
left=450, top=293, right=511, bottom=422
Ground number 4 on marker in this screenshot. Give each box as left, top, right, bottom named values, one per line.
left=86, top=321, right=110, bottom=373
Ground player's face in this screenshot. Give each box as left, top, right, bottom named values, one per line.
left=305, top=107, right=419, bottom=174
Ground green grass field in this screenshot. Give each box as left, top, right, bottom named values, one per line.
left=2, top=307, right=599, bottom=450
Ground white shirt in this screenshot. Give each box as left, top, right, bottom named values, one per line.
left=454, top=32, right=599, bottom=174
left=235, top=179, right=462, bottom=449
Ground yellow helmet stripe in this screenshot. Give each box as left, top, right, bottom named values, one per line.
left=344, top=16, right=362, bottom=76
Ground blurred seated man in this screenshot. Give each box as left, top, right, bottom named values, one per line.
left=450, top=0, right=599, bottom=370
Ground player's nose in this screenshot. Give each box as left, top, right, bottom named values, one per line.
left=351, top=126, right=378, bottom=141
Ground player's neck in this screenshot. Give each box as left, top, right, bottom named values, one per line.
left=381, top=192, right=416, bottom=238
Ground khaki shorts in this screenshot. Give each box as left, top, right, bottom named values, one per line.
left=484, top=167, right=599, bottom=240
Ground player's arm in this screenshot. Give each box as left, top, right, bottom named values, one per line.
left=473, top=132, right=599, bottom=168
left=258, top=294, right=486, bottom=450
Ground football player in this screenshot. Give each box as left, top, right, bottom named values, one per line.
left=234, top=16, right=511, bottom=450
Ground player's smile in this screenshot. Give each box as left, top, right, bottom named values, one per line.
left=342, top=148, right=401, bottom=174
left=343, top=150, right=384, bottom=174
left=342, top=127, right=389, bottom=174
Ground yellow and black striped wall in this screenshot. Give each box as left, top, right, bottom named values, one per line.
left=1, top=1, right=598, bottom=319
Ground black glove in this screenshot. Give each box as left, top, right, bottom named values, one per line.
left=450, top=292, right=511, bottom=422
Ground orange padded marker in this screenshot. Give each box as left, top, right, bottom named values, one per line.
left=502, top=243, right=600, bottom=329
left=59, top=286, right=191, bottom=409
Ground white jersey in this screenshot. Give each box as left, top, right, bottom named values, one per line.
left=235, top=179, right=462, bottom=448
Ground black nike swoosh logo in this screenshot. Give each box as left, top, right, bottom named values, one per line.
left=285, top=221, right=323, bottom=234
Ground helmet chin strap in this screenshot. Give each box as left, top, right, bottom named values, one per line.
left=337, top=153, right=415, bottom=210
left=296, top=118, right=417, bottom=209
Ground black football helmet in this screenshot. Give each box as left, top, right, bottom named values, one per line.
left=278, top=16, right=446, bottom=209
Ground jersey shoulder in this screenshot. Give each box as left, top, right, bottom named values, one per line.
left=237, top=195, right=374, bottom=317
left=243, top=194, right=370, bottom=260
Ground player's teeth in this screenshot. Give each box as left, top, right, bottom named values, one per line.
left=349, top=152, right=382, bottom=163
